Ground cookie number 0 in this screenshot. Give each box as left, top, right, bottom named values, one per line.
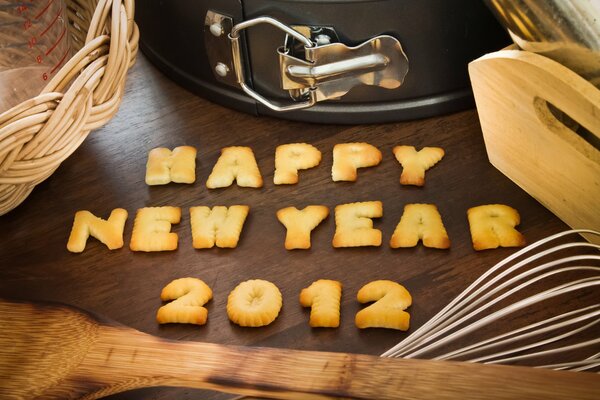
left=355, top=280, right=412, bottom=330
left=157, top=278, right=213, bottom=325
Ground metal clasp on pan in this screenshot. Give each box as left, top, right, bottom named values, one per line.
left=229, top=17, right=318, bottom=112
left=205, top=12, right=409, bottom=112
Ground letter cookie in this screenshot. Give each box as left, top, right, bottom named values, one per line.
left=206, top=146, right=263, bottom=188
left=67, top=208, right=128, bottom=253
left=190, top=205, right=249, bottom=249
left=332, top=143, right=382, bottom=182
left=276, top=205, right=329, bottom=250
left=355, top=280, right=412, bottom=330
left=393, top=145, right=444, bottom=186
left=300, top=280, right=342, bottom=328
left=130, top=207, right=181, bottom=252
left=467, top=204, right=526, bottom=250
left=157, top=278, right=213, bottom=325
left=390, top=204, right=450, bottom=249
left=145, top=146, right=197, bottom=185
left=227, top=279, right=283, bottom=327
left=274, top=143, right=322, bottom=185
left=332, top=201, right=383, bottom=247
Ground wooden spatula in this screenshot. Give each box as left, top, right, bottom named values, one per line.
left=0, top=299, right=597, bottom=400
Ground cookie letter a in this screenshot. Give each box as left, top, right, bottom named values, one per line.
left=206, top=146, right=263, bottom=188
left=67, top=208, right=128, bottom=253
left=390, top=204, right=450, bottom=249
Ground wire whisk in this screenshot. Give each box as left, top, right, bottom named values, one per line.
left=383, top=229, right=600, bottom=372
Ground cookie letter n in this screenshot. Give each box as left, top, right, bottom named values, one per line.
left=67, top=208, right=128, bottom=253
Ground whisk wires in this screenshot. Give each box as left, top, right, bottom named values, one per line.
left=382, top=229, right=600, bottom=372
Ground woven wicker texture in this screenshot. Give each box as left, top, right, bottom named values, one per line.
left=0, top=0, right=139, bottom=215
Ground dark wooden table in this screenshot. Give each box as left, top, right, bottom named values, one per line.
left=0, top=54, right=586, bottom=399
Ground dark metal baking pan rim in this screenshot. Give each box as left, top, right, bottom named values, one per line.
left=140, top=41, right=475, bottom=125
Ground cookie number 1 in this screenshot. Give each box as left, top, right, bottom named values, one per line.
left=355, top=280, right=412, bottom=330
left=157, top=278, right=213, bottom=325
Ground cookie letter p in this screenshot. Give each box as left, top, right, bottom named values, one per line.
left=274, top=143, right=321, bottom=185
left=332, top=143, right=382, bottom=182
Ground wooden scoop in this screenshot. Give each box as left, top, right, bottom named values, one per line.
left=0, top=299, right=598, bottom=400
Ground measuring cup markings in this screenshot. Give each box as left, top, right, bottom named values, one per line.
left=1, top=0, right=72, bottom=111
left=39, top=4, right=62, bottom=37
left=49, top=43, right=69, bottom=74
left=34, top=0, right=55, bottom=21
left=45, top=25, right=66, bottom=56
left=32, top=1, right=68, bottom=78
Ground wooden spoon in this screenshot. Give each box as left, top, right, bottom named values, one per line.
left=0, top=299, right=598, bottom=400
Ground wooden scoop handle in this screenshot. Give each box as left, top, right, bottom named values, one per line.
left=49, top=325, right=599, bottom=400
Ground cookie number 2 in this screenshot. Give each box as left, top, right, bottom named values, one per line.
left=157, top=278, right=213, bottom=325
left=355, top=280, right=412, bottom=330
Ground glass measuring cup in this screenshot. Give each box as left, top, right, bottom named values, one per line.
left=0, top=0, right=72, bottom=113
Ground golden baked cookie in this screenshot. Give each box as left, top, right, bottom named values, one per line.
left=300, top=279, right=342, bottom=328
left=393, top=145, right=444, bottom=186
left=206, top=146, right=263, bottom=188
left=190, top=205, right=249, bottom=248
left=355, top=280, right=412, bottom=330
left=274, top=143, right=322, bottom=185
left=332, top=143, right=382, bottom=182
left=390, top=203, right=450, bottom=249
left=276, top=205, right=329, bottom=250
left=157, top=278, right=213, bottom=325
left=332, top=201, right=383, bottom=247
left=145, top=146, right=197, bottom=185
left=467, top=204, right=526, bottom=250
left=67, top=208, right=128, bottom=253
left=130, top=206, right=181, bottom=252
left=227, top=279, right=283, bottom=327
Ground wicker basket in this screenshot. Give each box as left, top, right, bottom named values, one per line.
left=0, top=0, right=139, bottom=215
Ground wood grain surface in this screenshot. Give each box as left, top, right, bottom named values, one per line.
left=0, top=54, right=590, bottom=399
left=469, top=49, right=600, bottom=244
